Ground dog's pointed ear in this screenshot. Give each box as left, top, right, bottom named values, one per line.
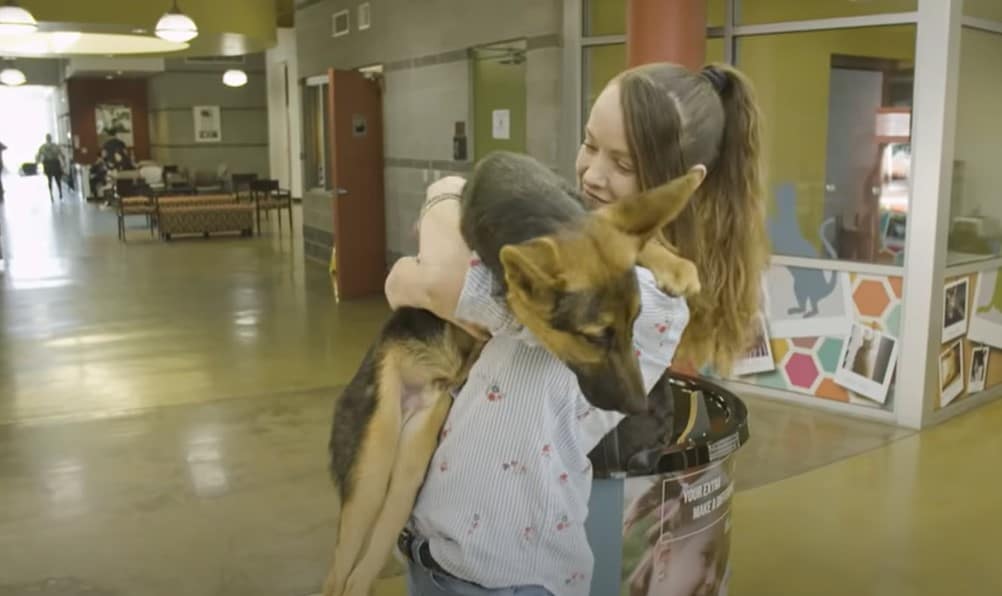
left=596, top=170, right=702, bottom=243
left=500, top=237, right=564, bottom=295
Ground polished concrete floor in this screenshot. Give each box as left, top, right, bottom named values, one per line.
left=0, top=176, right=998, bottom=595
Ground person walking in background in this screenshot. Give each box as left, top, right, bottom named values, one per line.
left=36, top=134, right=64, bottom=201
left=0, top=139, right=7, bottom=201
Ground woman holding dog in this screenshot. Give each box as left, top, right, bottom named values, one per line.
left=384, top=61, right=767, bottom=596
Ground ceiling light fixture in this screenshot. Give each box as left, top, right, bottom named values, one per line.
left=155, top=1, right=198, bottom=43
left=0, top=1, right=37, bottom=35
left=0, top=65, right=26, bottom=86
left=222, top=69, right=247, bottom=87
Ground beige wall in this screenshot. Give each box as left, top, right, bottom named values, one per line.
left=147, top=56, right=269, bottom=181
left=266, top=28, right=304, bottom=198
left=294, top=0, right=563, bottom=263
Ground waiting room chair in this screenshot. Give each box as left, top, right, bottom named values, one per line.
left=250, top=178, right=293, bottom=234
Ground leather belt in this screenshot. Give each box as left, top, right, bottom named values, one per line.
left=398, top=528, right=453, bottom=578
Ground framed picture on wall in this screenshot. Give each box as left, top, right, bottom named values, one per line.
left=762, top=265, right=854, bottom=338
left=968, top=345, right=989, bottom=394
left=194, top=105, right=222, bottom=143
left=732, top=314, right=776, bottom=377
left=939, top=340, right=965, bottom=407
left=942, top=277, right=969, bottom=343
left=834, top=322, right=899, bottom=404
left=95, top=104, right=134, bottom=148
left=967, top=269, right=1002, bottom=349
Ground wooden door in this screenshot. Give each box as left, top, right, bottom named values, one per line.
left=327, top=68, right=386, bottom=299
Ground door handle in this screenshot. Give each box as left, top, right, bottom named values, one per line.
left=336, top=187, right=348, bottom=196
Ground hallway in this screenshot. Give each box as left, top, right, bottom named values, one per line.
left=0, top=176, right=998, bottom=595
left=0, top=175, right=387, bottom=424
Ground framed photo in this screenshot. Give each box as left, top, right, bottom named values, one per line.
left=94, top=103, right=134, bottom=147
left=762, top=265, right=854, bottom=339
left=732, top=314, right=775, bottom=377
left=193, top=105, right=222, bottom=143
left=942, top=278, right=969, bottom=343
left=834, top=322, right=899, bottom=404
left=939, top=340, right=965, bottom=407
left=968, top=269, right=1002, bottom=349
left=968, top=345, right=989, bottom=394
left=882, top=212, right=906, bottom=253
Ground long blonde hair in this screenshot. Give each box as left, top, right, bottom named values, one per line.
left=615, top=62, right=769, bottom=374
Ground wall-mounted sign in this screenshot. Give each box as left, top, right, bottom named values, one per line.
left=875, top=107, right=911, bottom=144
left=352, top=114, right=367, bottom=137
left=194, top=105, right=222, bottom=143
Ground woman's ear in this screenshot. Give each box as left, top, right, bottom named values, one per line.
left=688, top=164, right=708, bottom=188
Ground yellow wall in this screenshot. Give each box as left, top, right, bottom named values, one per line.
left=965, top=0, right=1002, bottom=21
left=738, top=25, right=916, bottom=250
left=586, top=0, right=725, bottom=35
left=586, top=0, right=916, bottom=33
left=473, top=54, right=528, bottom=160
left=738, top=0, right=915, bottom=24
left=950, top=28, right=1002, bottom=242
left=584, top=38, right=725, bottom=117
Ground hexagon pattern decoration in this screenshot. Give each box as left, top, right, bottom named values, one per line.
left=791, top=337, right=818, bottom=350
left=785, top=353, right=820, bottom=390
left=815, top=378, right=850, bottom=402
left=817, top=337, right=844, bottom=374
left=722, top=272, right=902, bottom=410
left=770, top=338, right=790, bottom=364
left=854, top=279, right=892, bottom=318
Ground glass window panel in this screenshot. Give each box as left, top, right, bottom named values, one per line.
left=736, top=0, right=915, bottom=25
left=948, top=28, right=1002, bottom=265
left=582, top=38, right=726, bottom=128
left=736, top=25, right=916, bottom=264
left=965, top=0, right=1002, bottom=21
left=584, top=0, right=725, bottom=37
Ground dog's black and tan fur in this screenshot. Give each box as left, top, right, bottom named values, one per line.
left=323, top=151, right=701, bottom=596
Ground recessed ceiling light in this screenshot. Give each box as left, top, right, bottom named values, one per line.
left=132, top=28, right=148, bottom=34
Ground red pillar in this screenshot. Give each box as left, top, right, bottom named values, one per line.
left=627, top=0, right=707, bottom=70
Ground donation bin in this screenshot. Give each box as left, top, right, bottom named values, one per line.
left=584, top=373, right=750, bottom=596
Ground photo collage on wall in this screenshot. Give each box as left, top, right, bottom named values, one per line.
left=722, top=265, right=903, bottom=409
left=942, top=268, right=1002, bottom=408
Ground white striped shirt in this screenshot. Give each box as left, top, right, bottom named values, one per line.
left=408, top=259, right=689, bottom=596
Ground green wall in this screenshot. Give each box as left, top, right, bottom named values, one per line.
left=586, top=0, right=725, bottom=35
left=964, top=0, right=1002, bottom=21
left=951, top=28, right=1002, bottom=238
left=737, top=0, right=915, bottom=24
left=584, top=38, right=726, bottom=121
left=473, top=53, right=527, bottom=161
left=738, top=25, right=916, bottom=252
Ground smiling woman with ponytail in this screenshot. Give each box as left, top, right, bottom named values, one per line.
left=609, top=62, right=769, bottom=374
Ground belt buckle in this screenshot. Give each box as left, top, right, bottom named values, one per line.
left=397, top=528, right=416, bottom=560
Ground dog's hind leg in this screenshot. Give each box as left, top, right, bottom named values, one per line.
left=341, top=388, right=452, bottom=596
left=322, top=371, right=404, bottom=596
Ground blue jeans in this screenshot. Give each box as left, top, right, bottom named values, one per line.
left=404, top=536, right=553, bottom=596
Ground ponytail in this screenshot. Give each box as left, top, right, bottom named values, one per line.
left=683, top=63, right=768, bottom=374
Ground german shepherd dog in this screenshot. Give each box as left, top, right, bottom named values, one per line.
left=323, top=151, right=701, bottom=596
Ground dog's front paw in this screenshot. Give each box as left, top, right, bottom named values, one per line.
left=652, top=259, right=701, bottom=298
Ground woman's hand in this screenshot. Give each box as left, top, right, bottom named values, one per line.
left=384, top=176, right=488, bottom=339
